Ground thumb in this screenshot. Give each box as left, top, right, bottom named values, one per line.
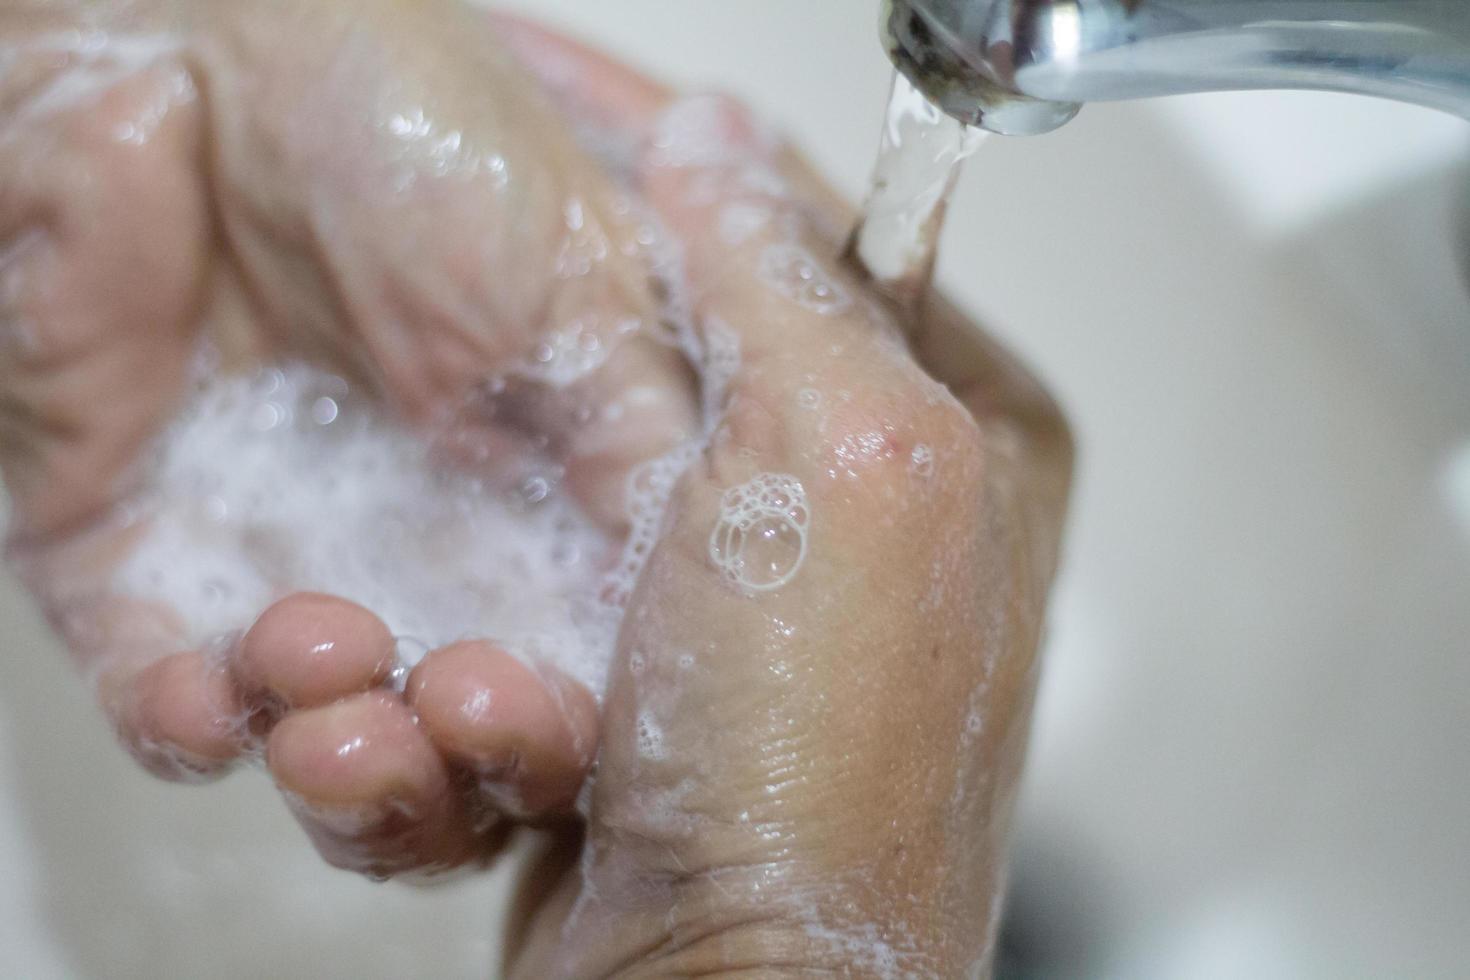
left=583, top=92, right=992, bottom=886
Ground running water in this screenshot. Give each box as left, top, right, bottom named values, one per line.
left=849, top=72, right=987, bottom=305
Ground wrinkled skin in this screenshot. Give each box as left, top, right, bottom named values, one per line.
left=0, top=2, right=1072, bottom=976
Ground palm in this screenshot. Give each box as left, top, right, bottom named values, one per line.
left=1, top=0, right=691, bottom=875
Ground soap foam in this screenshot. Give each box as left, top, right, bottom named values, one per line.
left=114, top=363, right=622, bottom=692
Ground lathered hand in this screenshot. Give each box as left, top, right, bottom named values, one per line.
left=498, top=25, right=1072, bottom=975
left=0, top=5, right=1072, bottom=975
left=0, top=0, right=692, bottom=877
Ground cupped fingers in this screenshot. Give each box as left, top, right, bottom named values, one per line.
left=236, top=593, right=397, bottom=714
left=406, top=640, right=598, bottom=819
left=42, top=578, right=251, bottom=783
left=100, top=647, right=249, bottom=782
left=266, top=690, right=499, bottom=880
left=242, top=595, right=523, bottom=878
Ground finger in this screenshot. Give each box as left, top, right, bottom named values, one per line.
left=405, top=640, right=598, bottom=819
left=237, top=593, right=397, bottom=713
left=558, top=337, right=700, bottom=533
left=483, top=332, right=700, bottom=534
left=469, top=12, right=705, bottom=532
left=487, top=10, right=670, bottom=131
left=0, top=47, right=209, bottom=541
left=192, top=0, right=666, bottom=425
left=266, top=690, right=498, bottom=879
left=645, top=90, right=1074, bottom=559
left=0, top=49, right=231, bottom=783
left=101, top=648, right=249, bottom=782
left=639, top=96, right=939, bottom=408
left=23, top=547, right=252, bottom=783
left=678, top=97, right=1073, bottom=566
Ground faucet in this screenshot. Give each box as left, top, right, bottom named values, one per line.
left=883, top=0, right=1470, bottom=135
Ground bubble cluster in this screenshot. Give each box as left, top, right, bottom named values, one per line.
left=697, top=315, right=741, bottom=419
left=718, top=201, right=771, bottom=245
left=605, top=443, right=700, bottom=609
left=518, top=316, right=627, bottom=388
left=910, top=443, right=935, bottom=478
left=758, top=243, right=851, bottom=316
left=635, top=710, right=668, bottom=761
left=709, top=473, right=811, bottom=593
left=648, top=95, right=744, bottom=170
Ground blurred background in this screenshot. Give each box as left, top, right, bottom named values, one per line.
left=2, top=2, right=1467, bottom=977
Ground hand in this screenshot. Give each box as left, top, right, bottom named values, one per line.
left=0, top=0, right=695, bottom=875
left=477, top=25, right=1074, bottom=979
left=0, top=4, right=1073, bottom=974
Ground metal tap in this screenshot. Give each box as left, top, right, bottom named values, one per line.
left=883, top=0, right=1470, bottom=135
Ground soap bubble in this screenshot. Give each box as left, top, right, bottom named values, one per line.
left=758, top=243, right=851, bottom=315
left=708, top=473, right=811, bottom=593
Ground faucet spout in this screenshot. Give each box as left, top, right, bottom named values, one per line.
left=885, top=0, right=1470, bottom=135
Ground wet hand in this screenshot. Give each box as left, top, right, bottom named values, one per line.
left=0, top=6, right=1074, bottom=974
left=491, top=25, right=1074, bottom=978
left=0, top=0, right=696, bottom=877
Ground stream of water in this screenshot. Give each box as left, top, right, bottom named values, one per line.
left=849, top=72, right=986, bottom=305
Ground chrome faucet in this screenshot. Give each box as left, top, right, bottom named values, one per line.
left=883, top=0, right=1470, bottom=135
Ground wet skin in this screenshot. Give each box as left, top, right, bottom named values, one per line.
left=0, top=3, right=1071, bottom=975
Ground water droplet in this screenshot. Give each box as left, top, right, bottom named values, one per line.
left=203, top=495, right=228, bottom=523
left=552, top=539, right=581, bottom=567
left=311, top=397, right=339, bottom=425
left=719, top=202, right=770, bottom=245
left=520, top=476, right=551, bottom=504
left=910, top=444, right=935, bottom=478
left=758, top=243, right=851, bottom=316
left=564, top=198, right=585, bottom=231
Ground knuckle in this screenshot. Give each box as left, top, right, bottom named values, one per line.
left=709, top=353, right=992, bottom=506
left=814, top=372, right=987, bottom=498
